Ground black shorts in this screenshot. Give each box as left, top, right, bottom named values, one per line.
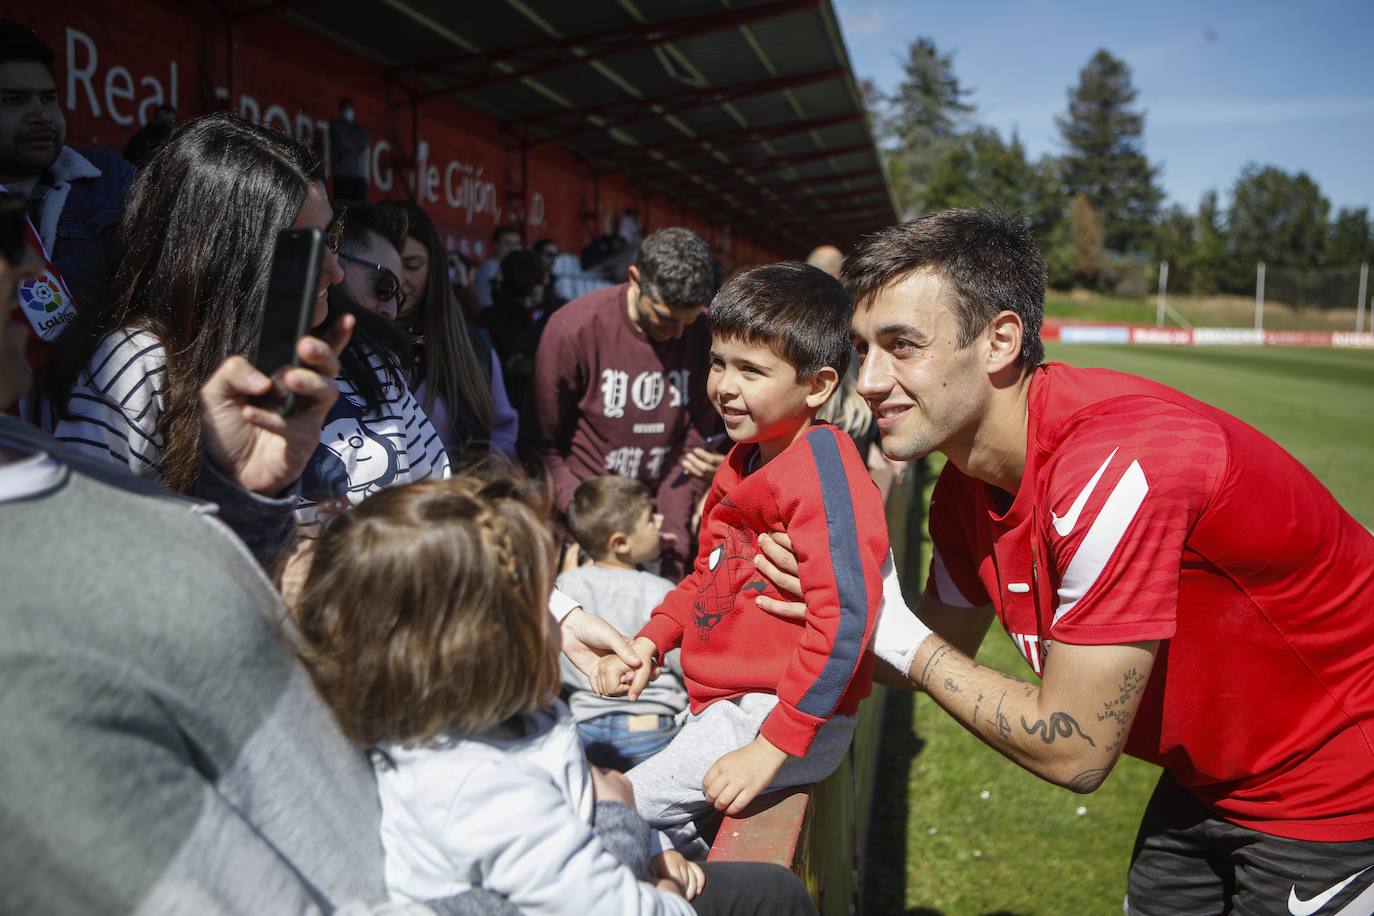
left=1127, top=772, right=1374, bottom=916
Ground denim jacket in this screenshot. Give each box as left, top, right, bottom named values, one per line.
left=33, top=146, right=134, bottom=308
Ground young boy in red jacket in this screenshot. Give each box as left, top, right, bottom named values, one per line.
left=593, top=261, right=888, bottom=860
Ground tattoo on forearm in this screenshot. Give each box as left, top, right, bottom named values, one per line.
left=972, top=692, right=984, bottom=723
left=991, top=692, right=1012, bottom=740
left=1021, top=712, right=1096, bottom=747
left=943, top=677, right=960, bottom=694
left=918, top=645, right=952, bottom=690
left=1097, top=667, right=1147, bottom=752
left=1066, top=767, right=1112, bottom=793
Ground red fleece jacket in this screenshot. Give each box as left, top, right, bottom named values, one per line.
left=637, top=423, right=887, bottom=757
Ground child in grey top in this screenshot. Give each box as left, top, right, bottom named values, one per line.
left=558, top=476, right=689, bottom=770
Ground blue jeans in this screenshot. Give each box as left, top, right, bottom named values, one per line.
left=578, top=712, right=679, bottom=772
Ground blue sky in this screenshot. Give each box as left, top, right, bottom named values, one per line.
left=832, top=0, right=1374, bottom=215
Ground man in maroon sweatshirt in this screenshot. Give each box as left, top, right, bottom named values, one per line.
left=532, top=227, right=720, bottom=579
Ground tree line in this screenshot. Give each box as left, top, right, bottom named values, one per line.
left=863, top=41, right=1373, bottom=303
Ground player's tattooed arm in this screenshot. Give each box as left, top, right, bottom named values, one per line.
left=907, top=635, right=1158, bottom=793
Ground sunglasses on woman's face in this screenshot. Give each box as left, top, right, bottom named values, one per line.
left=326, top=207, right=347, bottom=254
left=339, top=251, right=406, bottom=309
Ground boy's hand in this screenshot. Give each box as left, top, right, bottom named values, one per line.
left=591, top=653, right=634, bottom=698
left=618, top=637, right=660, bottom=701
left=652, top=849, right=705, bottom=900
left=702, top=734, right=789, bottom=816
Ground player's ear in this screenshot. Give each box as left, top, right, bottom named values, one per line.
left=804, top=365, right=840, bottom=408
left=986, top=311, right=1023, bottom=375
left=608, top=531, right=629, bottom=558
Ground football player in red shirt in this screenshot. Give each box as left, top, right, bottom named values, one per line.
left=757, top=209, right=1374, bottom=915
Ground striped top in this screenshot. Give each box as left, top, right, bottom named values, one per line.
left=52, top=328, right=451, bottom=530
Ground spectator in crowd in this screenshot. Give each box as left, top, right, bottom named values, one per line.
left=804, top=244, right=843, bottom=279
left=618, top=207, right=642, bottom=246
left=122, top=104, right=178, bottom=168
left=328, top=97, right=369, bottom=201
left=551, top=239, right=615, bottom=304
left=41, top=113, right=448, bottom=537
left=388, top=199, right=518, bottom=464
left=9, top=213, right=811, bottom=914
left=559, top=475, right=688, bottom=770
left=532, top=227, right=721, bottom=580
left=293, top=475, right=708, bottom=913
left=0, top=18, right=134, bottom=314
left=335, top=202, right=408, bottom=321
left=473, top=224, right=522, bottom=309
left=480, top=247, right=550, bottom=413
left=532, top=236, right=564, bottom=312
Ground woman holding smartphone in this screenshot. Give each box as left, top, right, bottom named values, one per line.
left=42, top=113, right=450, bottom=528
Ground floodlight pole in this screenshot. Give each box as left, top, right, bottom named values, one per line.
left=1157, top=260, right=1169, bottom=328
left=1255, top=261, right=1266, bottom=333
left=1357, top=262, right=1369, bottom=334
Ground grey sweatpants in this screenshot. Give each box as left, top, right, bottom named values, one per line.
left=626, top=693, right=856, bottom=860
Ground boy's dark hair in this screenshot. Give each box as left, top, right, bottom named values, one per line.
left=709, top=261, right=853, bottom=379
left=338, top=201, right=408, bottom=257
left=491, top=224, right=520, bottom=243
left=842, top=208, right=1046, bottom=367
left=635, top=227, right=714, bottom=310
left=566, top=476, right=653, bottom=560
left=0, top=19, right=54, bottom=74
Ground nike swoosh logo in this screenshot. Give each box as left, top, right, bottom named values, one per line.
left=1050, top=448, right=1119, bottom=537
left=1289, top=866, right=1371, bottom=916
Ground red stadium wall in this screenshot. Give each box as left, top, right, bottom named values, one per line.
left=23, top=1, right=788, bottom=269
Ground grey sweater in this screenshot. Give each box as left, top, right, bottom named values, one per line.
left=0, top=417, right=419, bottom=914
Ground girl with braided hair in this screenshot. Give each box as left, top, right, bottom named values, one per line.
left=290, top=474, right=705, bottom=914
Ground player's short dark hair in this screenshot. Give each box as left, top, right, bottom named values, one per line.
left=709, top=261, right=852, bottom=380
left=339, top=201, right=408, bottom=257
left=0, top=19, right=55, bottom=74
left=491, top=224, right=520, bottom=244
left=635, top=227, right=715, bottom=311
left=566, top=476, right=653, bottom=560
left=843, top=208, right=1046, bottom=366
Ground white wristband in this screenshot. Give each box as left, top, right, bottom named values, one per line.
left=872, top=551, right=934, bottom=676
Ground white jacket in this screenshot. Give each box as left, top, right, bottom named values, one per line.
left=375, top=702, right=692, bottom=916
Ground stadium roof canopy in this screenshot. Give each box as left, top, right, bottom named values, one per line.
left=273, top=0, right=898, bottom=252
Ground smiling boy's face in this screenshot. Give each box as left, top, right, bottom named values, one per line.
left=707, top=336, right=833, bottom=463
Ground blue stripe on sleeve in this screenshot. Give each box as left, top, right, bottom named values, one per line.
left=796, top=427, right=870, bottom=718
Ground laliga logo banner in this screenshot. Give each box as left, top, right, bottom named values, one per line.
left=17, top=221, right=77, bottom=341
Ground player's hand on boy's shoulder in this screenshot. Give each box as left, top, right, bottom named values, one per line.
left=652, top=849, right=705, bottom=900
left=702, top=734, right=790, bottom=816
left=751, top=532, right=807, bottom=622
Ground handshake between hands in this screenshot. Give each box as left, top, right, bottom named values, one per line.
left=590, top=639, right=790, bottom=819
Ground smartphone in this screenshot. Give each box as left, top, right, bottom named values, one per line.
left=251, top=227, right=325, bottom=414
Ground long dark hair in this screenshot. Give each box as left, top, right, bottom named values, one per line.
left=384, top=200, right=492, bottom=438
left=43, top=112, right=317, bottom=493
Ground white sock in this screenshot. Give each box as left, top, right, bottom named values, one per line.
left=872, top=551, right=933, bottom=676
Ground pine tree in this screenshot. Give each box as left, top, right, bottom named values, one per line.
left=1070, top=194, right=1104, bottom=284
left=883, top=38, right=974, bottom=218
left=1056, top=50, right=1162, bottom=254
